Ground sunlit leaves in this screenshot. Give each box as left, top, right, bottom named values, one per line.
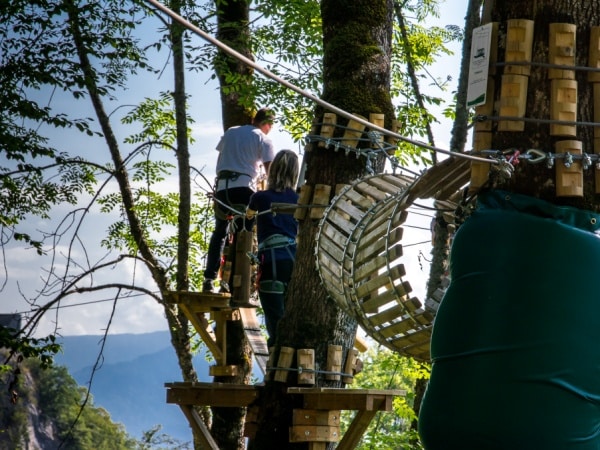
left=122, top=92, right=195, bottom=146
left=342, top=347, right=430, bottom=449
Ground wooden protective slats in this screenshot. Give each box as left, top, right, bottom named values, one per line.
left=352, top=182, right=390, bottom=202
left=342, top=187, right=376, bottom=210
left=315, top=173, right=449, bottom=361
left=390, top=328, right=432, bottom=348
left=353, top=245, right=403, bottom=281
left=353, top=210, right=406, bottom=252
left=354, top=265, right=406, bottom=298
left=332, top=196, right=365, bottom=221
left=326, top=208, right=358, bottom=236
left=378, top=318, right=422, bottom=338
left=319, top=222, right=347, bottom=262
left=361, top=283, right=412, bottom=314
left=353, top=234, right=402, bottom=268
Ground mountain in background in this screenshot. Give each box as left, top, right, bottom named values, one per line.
left=54, top=330, right=211, bottom=443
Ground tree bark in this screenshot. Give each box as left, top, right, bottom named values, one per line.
left=211, top=1, right=255, bottom=448
left=488, top=0, right=600, bottom=210
left=249, top=0, right=395, bottom=448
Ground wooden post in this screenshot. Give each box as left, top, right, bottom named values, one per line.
left=297, top=349, right=316, bottom=385
left=290, top=409, right=341, bottom=446
left=504, top=19, right=534, bottom=76
left=232, top=229, right=253, bottom=304
left=309, top=184, right=332, bottom=220
left=550, top=79, right=578, bottom=137
left=294, top=184, right=313, bottom=221
left=342, top=115, right=367, bottom=149
left=326, top=345, right=343, bottom=381
left=498, top=74, right=528, bottom=131
left=342, top=348, right=359, bottom=384
left=385, top=119, right=400, bottom=153
left=274, top=346, right=295, bottom=383
left=549, top=23, right=576, bottom=80
left=469, top=131, right=493, bottom=193
left=318, top=113, right=337, bottom=148
left=369, top=113, right=385, bottom=148
left=555, top=140, right=583, bottom=197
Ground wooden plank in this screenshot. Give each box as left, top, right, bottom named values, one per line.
left=353, top=215, right=405, bottom=258
left=319, top=113, right=337, bottom=147
left=389, top=328, right=432, bottom=349
left=179, top=304, right=223, bottom=365
left=310, top=184, right=332, bottom=220
left=354, top=265, right=406, bottom=299
left=289, top=425, right=341, bottom=443
left=293, top=409, right=341, bottom=426
left=166, top=382, right=259, bottom=407
left=326, top=208, right=357, bottom=236
left=341, top=186, right=375, bottom=210
left=353, top=245, right=403, bottom=282
left=353, top=182, right=389, bottom=202
left=336, top=410, right=378, bottom=450
left=361, top=282, right=412, bottom=314
left=331, top=197, right=364, bottom=221
left=240, top=308, right=269, bottom=376
left=378, top=317, right=420, bottom=337
left=353, top=233, right=402, bottom=268
left=274, top=347, right=295, bottom=383
left=288, top=388, right=404, bottom=411
left=380, top=173, right=415, bottom=189
left=178, top=405, right=220, bottom=450
left=365, top=175, right=407, bottom=196
left=164, top=290, right=231, bottom=310
left=342, top=116, right=367, bottom=149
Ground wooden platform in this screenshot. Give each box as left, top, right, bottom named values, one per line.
left=164, top=290, right=270, bottom=376
left=164, top=382, right=405, bottom=450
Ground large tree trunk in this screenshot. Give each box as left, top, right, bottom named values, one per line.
left=489, top=0, right=599, bottom=209
left=419, top=2, right=600, bottom=448
left=249, top=0, right=395, bottom=448
left=211, top=1, right=255, bottom=449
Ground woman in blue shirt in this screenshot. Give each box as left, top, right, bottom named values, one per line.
left=247, top=150, right=299, bottom=347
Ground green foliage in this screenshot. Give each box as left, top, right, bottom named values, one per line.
left=122, top=92, right=195, bottom=146
left=0, top=328, right=61, bottom=374
left=342, top=346, right=430, bottom=449
left=0, top=355, right=137, bottom=449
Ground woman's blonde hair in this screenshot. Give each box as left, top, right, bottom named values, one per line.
left=267, top=149, right=299, bottom=192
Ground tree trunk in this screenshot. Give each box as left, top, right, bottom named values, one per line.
left=419, top=2, right=600, bottom=448
left=212, top=1, right=255, bottom=448
left=489, top=0, right=600, bottom=209
left=214, top=0, right=255, bottom=128
left=249, top=0, right=395, bottom=448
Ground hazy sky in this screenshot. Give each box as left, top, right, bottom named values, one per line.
left=4, top=0, right=469, bottom=338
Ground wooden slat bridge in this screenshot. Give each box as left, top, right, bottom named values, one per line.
left=316, top=157, right=469, bottom=361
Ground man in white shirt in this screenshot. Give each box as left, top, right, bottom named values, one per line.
left=203, top=107, right=276, bottom=293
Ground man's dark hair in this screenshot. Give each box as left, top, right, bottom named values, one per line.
left=253, top=107, right=276, bottom=125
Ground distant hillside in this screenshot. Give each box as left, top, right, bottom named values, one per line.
left=54, top=331, right=211, bottom=443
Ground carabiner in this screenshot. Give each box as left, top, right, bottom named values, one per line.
left=525, top=149, right=547, bottom=164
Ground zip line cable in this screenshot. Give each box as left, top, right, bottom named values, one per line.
left=144, top=0, right=494, bottom=166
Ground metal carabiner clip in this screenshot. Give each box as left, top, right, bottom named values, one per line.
left=525, top=149, right=547, bottom=164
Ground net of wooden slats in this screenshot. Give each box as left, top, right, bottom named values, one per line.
left=315, top=158, right=471, bottom=361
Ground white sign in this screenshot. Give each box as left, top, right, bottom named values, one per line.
left=467, top=23, right=493, bottom=108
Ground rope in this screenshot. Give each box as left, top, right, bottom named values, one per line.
left=144, top=0, right=496, bottom=166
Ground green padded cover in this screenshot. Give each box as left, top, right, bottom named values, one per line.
left=419, top=190, right=600, bottom=450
